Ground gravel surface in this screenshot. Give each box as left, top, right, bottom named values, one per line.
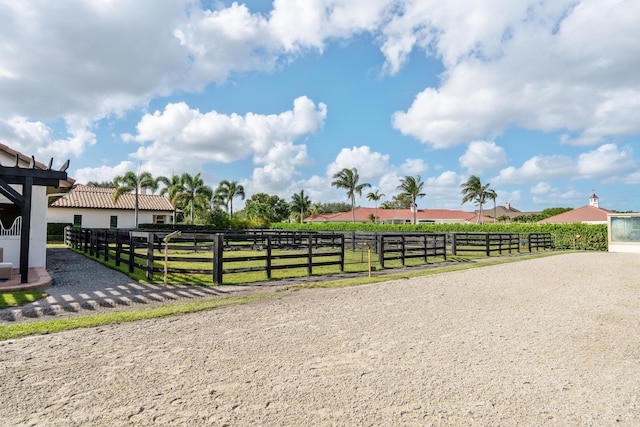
left=2, top=251, right=640, bottom=425
left=0, top=249, right=257, bottom=323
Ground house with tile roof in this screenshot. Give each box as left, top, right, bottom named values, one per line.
left=304, top=207, right=491, bottom=224
left=0, top=143, right=74, bottom=270
left=538, top=192, right=614, bottom=224
left=48, top=184, right=175, bottom=229
left=474, top=202, right=540, bottom=221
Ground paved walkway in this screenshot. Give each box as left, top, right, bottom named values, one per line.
left=0, top=248, right=257, bottom=324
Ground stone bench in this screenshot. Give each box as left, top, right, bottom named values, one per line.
left=0, top=262, right=13, bottom=280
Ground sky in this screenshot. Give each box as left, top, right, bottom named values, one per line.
left=1, top=0, right=640, bottom=213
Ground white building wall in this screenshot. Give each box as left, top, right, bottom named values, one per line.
left=0, top=185, right=47, bottom=268
left=48, top=207, right=172, bottom=229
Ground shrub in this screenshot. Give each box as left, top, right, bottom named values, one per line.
left=270, top=222, right=608, bottom=251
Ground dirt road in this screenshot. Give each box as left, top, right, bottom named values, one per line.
left=2, top=252, right=639, bottom=425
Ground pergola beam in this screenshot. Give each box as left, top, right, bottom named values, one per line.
left=0, top=163, right=68, bottom=283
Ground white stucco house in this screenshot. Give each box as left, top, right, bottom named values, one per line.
left=0, top=143, right=73, bottom=269
left=48, top=184, right=175, bottom=229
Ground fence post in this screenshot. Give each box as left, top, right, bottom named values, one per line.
left=146, top=233, right=155, bottom=281
left=103, top=231, right=110, bottom=262
left=307, top=235, right=313, bottom=275
left=379, top=235, right=386, bottom=268
left=485, top=233, right=490, bottom=257
left=265, top=235, right=272, bottom=279
left=339, top=234, right=345, bottom=272
left=128, top=234, right=135, bottom=273
left=451, top=233, right=457, bottom=256
left=115, top=231, right=121, bottom=267
left=212, top=233, right=224, bottom=284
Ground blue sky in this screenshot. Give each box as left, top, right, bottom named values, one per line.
left=1, top=0, right=640, bottom=212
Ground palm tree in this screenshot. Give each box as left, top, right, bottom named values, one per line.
left=179, top=173, right=213, bottom=225
left=157, top=174, right=184, bottom=224
left=215, top=180, right=245, bottom=218
left=366, top=189, right=385, bottom=223
left=397, top=175, right=426, bottom=224
left=331, top=167, right=371, bottom=223
left=113, top=170, right=158, bottom=228
left=485, top=188, right=498, bottom=223
left=311, top=202, right=323, bottom=216
left=290, top=190, right=311, bottom=223
left=460, top=175, right=496, bottom=224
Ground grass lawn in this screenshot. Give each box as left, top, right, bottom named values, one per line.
left=0, top=290, right=48, bottom=308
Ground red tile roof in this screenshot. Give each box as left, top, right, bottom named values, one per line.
left=305, top=207, right=490, bottom=223
left=538, top=205, right=614, bottom=224
left=50, top=184, right=174, bottom=211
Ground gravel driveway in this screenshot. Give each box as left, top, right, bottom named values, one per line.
left=1, top=251, right=639, bottom=425
left=0, top=248, right=255, bottom=323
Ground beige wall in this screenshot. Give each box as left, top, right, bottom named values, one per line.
left=48, top=207, right=173, bottom=229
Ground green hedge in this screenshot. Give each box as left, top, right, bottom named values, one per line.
left=47, top=223, right=72, bottom=242
left=271, top=222, right=608, bottom=251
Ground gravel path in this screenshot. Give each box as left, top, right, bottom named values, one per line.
left=2, top=251, right=640, bottom=425
left=0, top=248, right=259, bottom=323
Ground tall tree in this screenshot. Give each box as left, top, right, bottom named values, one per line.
left=243, top=193, right=290, bottom=223
left=179, top=173, right=213, bottom=225
left=215, top=180, right=245, bottom=218
left=397, top=175, right=426, bottom=224
left=366, top=189, right=385, bottom=223
left=331, top=167, right=371, bottom=223
left=290, top=190, right=311, bottom=223
left=157, top=174, right=184, bottom=224
left=485, top=188, right=498, bottom=223
left=460, top=175, right=495, bottom=224
left=112, top=171, right=158, bottom=228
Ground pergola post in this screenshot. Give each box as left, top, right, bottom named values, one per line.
left=0, top=159, right=68, bottom=283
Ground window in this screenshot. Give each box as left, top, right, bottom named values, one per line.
left=153, top=215, right=166, bottom=224
left=110, top=215, right=118, bottom=229
left=73, top=214, right=82, bottom=228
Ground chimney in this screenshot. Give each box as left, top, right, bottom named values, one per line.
left=505, top=202, right=510, bottom=210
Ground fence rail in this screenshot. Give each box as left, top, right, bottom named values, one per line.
left=65, top=228, right=553, bottom=284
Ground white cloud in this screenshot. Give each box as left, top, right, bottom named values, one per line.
left=268, top=0, right=391, bottom=53
left=530, top=182, right=584, bottom=206
left=73, top=160, right=137, bottom=184
left=493, top=143, right=636, bottom=185
left=0, top=0, right=190, bottom=121
left=390, top=0, right=640, bottom=148
left=399, top=158, right=428, bottom=175
left=576, top=144, right=635, bottom=179
left=424, top=171, right=466, bottom=209
left=493, top=155, right=574, bottom=185
left=128, top=96, right=326, bottom=175
left=459, top=141, right=507, bottom=174
left=326, top=146, right=391, bottom=181
left=0, top=116, right=95, bottom=164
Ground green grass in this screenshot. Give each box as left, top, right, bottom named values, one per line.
left=0, top=251, right=568, bottom=341
left=0, top=290, right=48, bottom=308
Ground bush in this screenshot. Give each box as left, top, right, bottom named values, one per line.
left=47, top=223, right=72, bottom=242
left=270, top=222, right=608, bottom=251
